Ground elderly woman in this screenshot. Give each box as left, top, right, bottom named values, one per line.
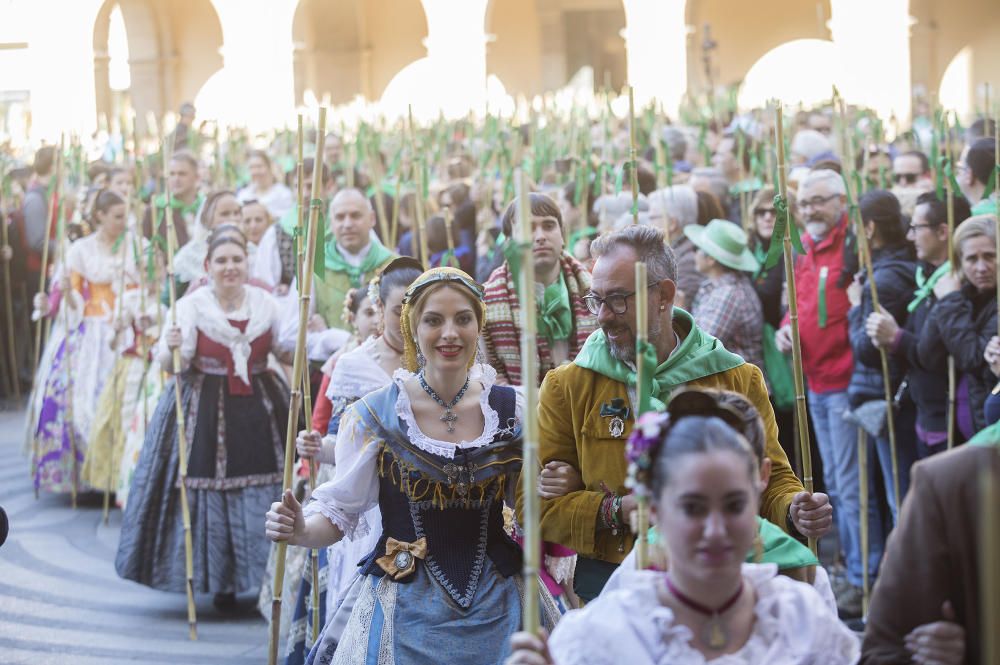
left=507, top=391, right=859, bottom=665
left=266, top=267, right=558, bottom=664
left=648, top=184, right=702, bottom=308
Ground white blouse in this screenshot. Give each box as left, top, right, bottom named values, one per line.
left=304, top=364, right=524, bottom=538
left=548, top=564, right=860, bottom=665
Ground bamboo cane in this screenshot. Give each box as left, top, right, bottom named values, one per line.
left=0, top=175, right=19, bottom=400
left=160, top=126, right=198, bottom=639
left=945, top=119, right=958, bottom=449
left=369, top=150, right=391, bottom=246
left=839, top=102, right=901, bottom=516
left=634, top=262, right=650, bottom=570
left=980, top=447, right=999, bottom=665
left=269, top=108, right=328, bottom=665
left=628, top=87, right=639, bottom=225
left=296, top=114, right=305, bottom=289
left=301, top=371, right=320, bottom=645
left=857, top=428, right=869, bottom=618
left=103, top=213, right=132, bottom=525
left=517, top=167, right=541, bottom=634
left=774, top=104, right=816, bottom=555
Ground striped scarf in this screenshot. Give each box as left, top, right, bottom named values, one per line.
left=482, top=254, right=597, bottom=386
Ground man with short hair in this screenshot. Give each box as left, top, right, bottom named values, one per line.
left=891, top=150, right=932, bottom=192
left=865, top=191, right=973, bottom=454
left=142, top=150, right=202, bottom=248
left=533, top=225, right=831, bottom=601
left=481, top=193, right=597, bottom=387
left=775, top=168, right=870, bottom=616
left=958, top=137, right=997, bottom=216
left=18, top=146, right=55, bottom=288
left=171, top=102, right=197, bottom=151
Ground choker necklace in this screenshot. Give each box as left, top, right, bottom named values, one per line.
left=381, top=336, right=402, bottom=355
left=664, top=575, right=744, bottom=650
left=417, top=370, right=470, bottom=433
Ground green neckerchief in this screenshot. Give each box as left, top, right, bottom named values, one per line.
left=818, top=266, right=829, bottom=329
left=538, top=273, right=573, bottom=343
left=972, top=196, right=997, bottom=217
left=968, top=421, right=1000, bottom=446
left=279, top=205, right=299, bottom=235
left=322, top=235, right=395, bottom=288
left=153, top=192, right=203, bottom=217
left=573, top=308, right=745, bottom=411
left=501, top=240, right=573, bottom=343
left=647, top=516, right=819, bottom=570
left=908, top=261, right=951, bottom=313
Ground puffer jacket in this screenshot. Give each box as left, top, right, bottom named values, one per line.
left=918, top=282, right=999, bottom=433
left=847, top=245, right=917, bottom=408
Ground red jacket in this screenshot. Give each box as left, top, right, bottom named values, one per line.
left=782, top=215, right=854, bottom=394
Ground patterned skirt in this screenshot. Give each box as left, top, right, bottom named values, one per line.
left=26, top=317, right=116, bottom=494
left=115, top=369, right=288, bottom=594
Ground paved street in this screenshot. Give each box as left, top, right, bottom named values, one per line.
left=0, top=399, right=272, bottom=664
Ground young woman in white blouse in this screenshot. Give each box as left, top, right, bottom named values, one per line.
left=507, top=394, right=859, bottom=665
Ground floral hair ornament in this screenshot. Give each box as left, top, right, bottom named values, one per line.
left=625, top=411, right=671, bottom=498
left=399, top=267, right=486, bottom=372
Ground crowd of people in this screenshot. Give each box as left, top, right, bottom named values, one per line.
left=1, top=96, right=998, bottom=664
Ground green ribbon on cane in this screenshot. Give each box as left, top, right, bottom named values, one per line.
left=763, top=195, right=805, bottom=269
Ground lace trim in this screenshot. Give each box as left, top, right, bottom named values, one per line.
left=410, top=497, right=490, bottom=609
left=390, top=365, right=501, bottom=459
left=304, top=499, right=371, bottom=541
left=326, top=338, right=391, bottom=400
left=544, top=553, right=577, bottom=585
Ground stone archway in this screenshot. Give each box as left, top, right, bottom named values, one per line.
left=93, top=0, right=223, bottom=135
left=292, top=0, right=427, bottom=106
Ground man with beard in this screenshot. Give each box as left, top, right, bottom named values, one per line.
left=776, top=168, right=868, bottom=617
left=532, top=225, right=831, bottom=601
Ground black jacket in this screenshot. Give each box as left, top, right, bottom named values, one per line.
left=919, top=282, right=999, bottom=433
left=752, top=236, right=786, bottom=330
left=847, top=246, right=916, bottom=408
left=892, top=261, right=951, bottom=433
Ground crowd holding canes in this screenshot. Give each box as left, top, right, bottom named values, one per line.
left=2, top=75, right=1000, bottom=665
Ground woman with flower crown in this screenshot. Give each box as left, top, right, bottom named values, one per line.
left=506, top=390, right=858, bottom=665
left=265, top=266, right=559, bottom=665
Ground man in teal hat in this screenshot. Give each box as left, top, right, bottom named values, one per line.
left=530, top=225, right=832, bottom=601
left=684, top=218, right=764, bottom=373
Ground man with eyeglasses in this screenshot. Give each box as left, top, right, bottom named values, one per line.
left=775, top=167, right=870, bottom=617
left=531, top=224, right=831, bottom=602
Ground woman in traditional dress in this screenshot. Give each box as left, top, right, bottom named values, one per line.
left=266, top=267, right=559, bottom=665
left=506, top=391, right=858, bottom=665
left=116, top=232, right=291, bottom=610
left=169, top=190, right=243, bottom=299
left=82, top=245, right=165, bottom=508
left=273, top=257, right=422, bottom=665
left=27, top=190, right=138, bottom=495
left=237, top=150, right=294, bottom=220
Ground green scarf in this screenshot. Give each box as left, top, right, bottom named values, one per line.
left=502, top=239, right=573, bottom=343
left=153, top=192, right=203, bottom=217
left=573, top=308, right=745, bottom=411
left=908, top=261, right=951, bottom=313
left=322, top=236, right=395, bottom=288
left=967, top=421, right=1000, bottom=446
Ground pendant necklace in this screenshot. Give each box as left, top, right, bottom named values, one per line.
left=663, top=574, right=744, bottom=650
left=417, top=370, right=470, bottom=433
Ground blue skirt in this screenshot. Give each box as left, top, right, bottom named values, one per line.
left=305, top=557, right=558, bottom=665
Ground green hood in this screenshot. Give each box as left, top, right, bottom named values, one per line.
left=573, top=307, right=745, bottom=410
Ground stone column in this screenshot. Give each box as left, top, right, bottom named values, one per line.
left=829, top=0, right=912, bottom=125
left=420, top=0, right=489, bottom=118
left=621, top=0, right=688, bottom=117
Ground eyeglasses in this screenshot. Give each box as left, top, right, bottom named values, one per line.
left=893, top=173, right=919, bottom=185
left=583, top=284, right=657, bottom=316
left=907, top=223, right=934, bottom=233
left=797, top=194, right=839, bottom=210
left=753, top=207, right=776, bottom=217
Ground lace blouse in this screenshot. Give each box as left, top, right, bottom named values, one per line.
left=548, top=563, right=860, bottom=665
left=304, top=364, right=524, bottom=539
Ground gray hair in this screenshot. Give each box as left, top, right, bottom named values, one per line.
left=661, top=126, right=688, bottom=162
left=799, top=168, right=846, bottom=196
left=590, top=224, right=677, bottom=284
left=650, top=185, right=698, bottom=229
left=690, top=167, right=730, bottom=205
left=791, top=129, right=833, bottom=162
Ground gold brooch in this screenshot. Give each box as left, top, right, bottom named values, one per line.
left=375, top=537, right=428, bottom=580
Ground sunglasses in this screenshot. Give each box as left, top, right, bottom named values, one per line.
left=893, top=173, right=919, bottom=185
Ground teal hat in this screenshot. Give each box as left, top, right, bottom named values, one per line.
left=683, top=219, right=759, bottom=272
